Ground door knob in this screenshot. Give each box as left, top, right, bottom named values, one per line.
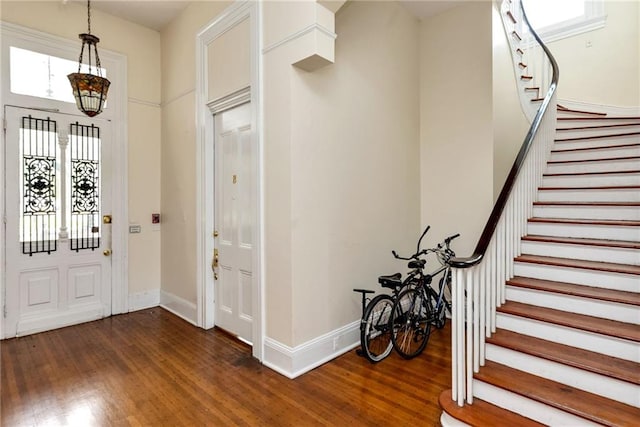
left=103, top=249, right=112, bottom=256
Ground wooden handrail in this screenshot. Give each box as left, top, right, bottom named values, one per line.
left=450, top=1, right=559, bottom=269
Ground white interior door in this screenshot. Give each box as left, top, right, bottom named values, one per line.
left=214, top=102, right=253, bottom=343
left=3, top=106, right=112, bottom=338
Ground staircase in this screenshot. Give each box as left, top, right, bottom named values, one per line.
left=440, top=109, right=640, bottom=425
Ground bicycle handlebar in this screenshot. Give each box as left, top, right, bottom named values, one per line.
left=391, top=225, right=430, bottom=261
left=393, top=229, right=460, bottom=266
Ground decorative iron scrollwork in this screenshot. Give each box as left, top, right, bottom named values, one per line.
left=20, top=116, right=58, bottom=255
left=70, top=122, right=101, bottom=252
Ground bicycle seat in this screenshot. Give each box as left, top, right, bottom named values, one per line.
left=408, top=259, right=426, bottom=269
left=378, top=273, right=402, bottom=289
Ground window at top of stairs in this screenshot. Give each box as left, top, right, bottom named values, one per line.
left=522, top=0, right=606, bottom=43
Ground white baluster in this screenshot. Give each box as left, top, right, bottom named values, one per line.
left=466, top=268, right=474, bottom=404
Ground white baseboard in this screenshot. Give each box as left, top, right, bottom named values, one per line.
left=263, top=320, right=361, bottom=379
left=559, top=98, right=640, bottom=116
left=128, top=289, right=160, bottom=312
left=160, top=290, right=198, bottom=326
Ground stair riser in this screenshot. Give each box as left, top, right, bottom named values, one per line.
left=542, top=173, right=640, bottom=187
left=486, top=344, right=640, bottom=407
left=496, top=313, right=639, bottom=362
left=532, top=205, right=640, bottom=221
left=554, top=134, right=640, bottom=150
left=473, top=380, right=602, bottom=426
left=513, top=261, right=640, bottom=293
left=440, top=412, right=470, bottom=427
left=550, top=145, right=640, bottom=162
left=555, top=129, right=640, bottom=142
left=546, top=159, right=640, bottom=174
left=521, top=239, right=640, bottom=265
left=505, top=286, right=640, bottom=324
left=527, top=221, right=640, bottom=242
left=537, top=188, right=640, bottom=202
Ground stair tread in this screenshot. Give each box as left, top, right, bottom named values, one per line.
left=529, top=217, right=640, bottom=227
left=533, top=201, right=640, bottom=206
left=521, top=234, right=640, bottom=250
left=475, top=361, right=640, bottom=426
left=557, top=122, right=640, bottom=131
left=558, top=116, right=640, bottom=121
left=548, top=155, right=640, bottom=164
left=498, top=301, right=640, bottom=342
left=515, top=254, right=640, bottom=275
left=544, top=169, right=640, bottom=177
left=487, top=329, right=640, bottom=385
left=438, top=389, right=544, bottom=427
left=552, top=142, right=640, bottom=153
left=555, top=132, right=640, bottom=142
left=508, top=275, right=640, bottom=307
left=539, top=184, right=640, bottom=190
left=557, top=108, right=607, bottom=117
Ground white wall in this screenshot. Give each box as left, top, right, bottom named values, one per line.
left=547, top=0, right=640, bottom=107
left=0, top=1, right=162, bottom=305
left=419, top=2, right=495, bottom=261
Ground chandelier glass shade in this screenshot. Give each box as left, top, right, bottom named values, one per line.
left=68, top=1, right=110, bottom=117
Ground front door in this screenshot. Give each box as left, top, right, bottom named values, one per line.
left=213, top=102, right=253, bottom=343
left=3, top=106, right=112, bottom=338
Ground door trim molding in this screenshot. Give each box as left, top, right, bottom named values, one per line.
left=0, top=22, right=129, bottom=338
left=195, top=1, right=264, bottom=361
left=207, top=86, right=251, bottom=115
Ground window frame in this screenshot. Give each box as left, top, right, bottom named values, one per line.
left=523, top=0, right=607, bottom=43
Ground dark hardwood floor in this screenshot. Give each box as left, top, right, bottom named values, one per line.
left=1, top=308, right=451, bottom=426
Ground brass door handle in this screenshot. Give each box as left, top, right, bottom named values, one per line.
left=103, top=249, right=112, bottom=256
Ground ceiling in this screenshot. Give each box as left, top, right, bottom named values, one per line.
left=74, top=1, right=461, bottom=32
left=398, top=1, right=461, bottom=20
left=74, top=0, right=191, bottom=32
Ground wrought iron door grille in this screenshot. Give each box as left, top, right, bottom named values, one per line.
left=70, top=122, right=101, bottom=251
left=20, top=116, right=58, bottom=255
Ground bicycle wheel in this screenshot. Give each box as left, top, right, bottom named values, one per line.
left=391, top=288, right=432, bottom=359
left=360, top=294, right=394, bottom=363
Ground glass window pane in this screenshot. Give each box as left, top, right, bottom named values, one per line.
left=523, top=0, right=585, bottom=29
left=10, top=46, right=107, bottom=104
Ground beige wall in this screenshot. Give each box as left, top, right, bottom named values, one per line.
left=1, top=1, right=162, bottom=298
left=547, top=0, right=640, bottom=107
left=263, top=1, right=421, bottom=346
left=160, top=1, right=231, bottom=304
left=287, top=1, right=420, bottom=344
left=492, top=2, right=530, bottom=199
left=207, top=17, right=251, bottom=102
left=419, top=2, right=494, bottom=260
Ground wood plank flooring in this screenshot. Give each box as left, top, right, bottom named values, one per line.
left=1, top=308, right=451, bottom=426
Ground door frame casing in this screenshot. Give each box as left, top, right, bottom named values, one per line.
left=195, top=1, right=263, bottom=360
left=0, top=22, right=129, bottom=338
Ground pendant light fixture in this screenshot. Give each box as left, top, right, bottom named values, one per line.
left=68, top=0, right=110, bottom=117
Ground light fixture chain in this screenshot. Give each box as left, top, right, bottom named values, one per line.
left=87, top=0, right=91, bottom=35
left=77, top=40, right=85, bottom=73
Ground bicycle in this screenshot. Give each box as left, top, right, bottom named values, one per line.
left=389, top=232, right=459, bottom=359
left=353, top=226, right=433, bottom=363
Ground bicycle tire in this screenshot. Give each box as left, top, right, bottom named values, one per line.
left=360, top=294, right=394, bottom=363
left=391, top=288, right=432, bottom=359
